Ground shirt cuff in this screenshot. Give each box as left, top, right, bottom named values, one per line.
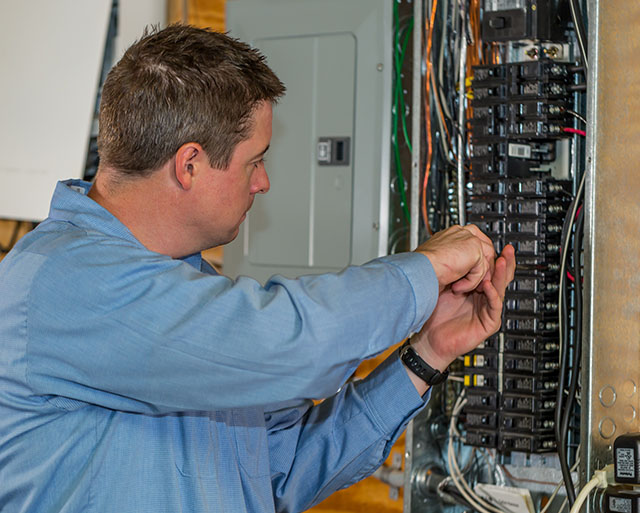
left=355, top=349, right=431, bottom=436
left=377, top=252, right=439, bottom=332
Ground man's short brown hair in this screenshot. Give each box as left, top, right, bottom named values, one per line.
left=97, top=24, right=285, bottom=176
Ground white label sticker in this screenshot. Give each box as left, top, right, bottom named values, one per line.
left=617, top=448, right=636, bottom=478
left=508, top=143, right=532, bottom=159
left=609, top=497, right=632, bottom=513
left=485, top=0, right=525, bottom=12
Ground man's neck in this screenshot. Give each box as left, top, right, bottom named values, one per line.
left=88, top=168, right=201, bottom=259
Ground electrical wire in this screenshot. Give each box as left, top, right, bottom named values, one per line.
left=568, top=0, right=589, bottom=72
left=422, top=0, right=439, bottom=234
left=563, top=127, right=587, bottom=137
left=560, top=203, right=585, bottom=507
left=446, top=393, right=507, bottom=513
left=539, top=456, right=581, bottom=513
left=566, top=110, right=587, bottom=124
left=392, top=3, right=414, bottom=225
left=568, top=471, right=608, bottom=513
left=556, top=171, right=586, bottom=504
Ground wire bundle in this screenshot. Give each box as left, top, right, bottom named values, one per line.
left=447, top=391, right=508, bottom=513
left=392, top=0, right=414, bottom=227
left=419, top=0, right=489, bottom=235
left=555, top=169, right=586, bottom=506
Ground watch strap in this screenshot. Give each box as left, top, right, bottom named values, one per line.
left=399, top=339, right=449, bottom=386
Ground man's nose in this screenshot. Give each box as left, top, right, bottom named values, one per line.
left=253, top=165, right=270, bottom=194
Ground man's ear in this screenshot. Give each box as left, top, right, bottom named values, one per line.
left=174, top=142, right=205, bottom=190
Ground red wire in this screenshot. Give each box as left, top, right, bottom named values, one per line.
left=563, top=127, right=587, bottom=137
left=566, top=205, right=583, bottom=283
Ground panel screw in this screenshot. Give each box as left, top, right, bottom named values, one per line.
left=377, top=63, right=384, bottom=71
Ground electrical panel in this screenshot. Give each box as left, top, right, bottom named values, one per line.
left=462, top=55, right=585, bottom=455
left=404, top=0, right=593, bottom=508
left=226, top=0, right=393, bottom=284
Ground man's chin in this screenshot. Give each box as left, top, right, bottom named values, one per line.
left=219, top=227, right=241, bottom=246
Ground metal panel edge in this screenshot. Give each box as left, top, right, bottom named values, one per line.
left=405, top=0, right=424, bottom=511
left=581, top=0, right=600, bottom=496
left=583, top=0, right=640, bottom=506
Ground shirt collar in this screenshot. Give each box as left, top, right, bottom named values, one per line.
left=48, top=179, right=203, bottom=270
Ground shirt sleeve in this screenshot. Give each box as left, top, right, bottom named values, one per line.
left=25, top=231, right=438, bottom=412
left=266, top=350, right=430, bottom=513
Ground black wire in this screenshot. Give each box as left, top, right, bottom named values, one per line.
left=555, top=190, right=582, bottom=504
left=559, top=203, right=585, bottom=507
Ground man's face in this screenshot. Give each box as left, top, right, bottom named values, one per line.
left=196, top=101, right=272, bottom=248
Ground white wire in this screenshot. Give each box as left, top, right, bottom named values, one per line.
left=447, top=430, right=504, bottom=513
left=539, top=457, right=580, bottom=513
left=558, top=497, right=569, bottom=513
left=482, top=448, right=507, bottom=486
left=540, top=481, right=564, bottom=513
left=568, top=476, right=600, bottom=513
left=446, top=394, right=507, bottom=513
left=566, top=110, right=587, bottom=124
left=568, top=0, right=589, bottom=72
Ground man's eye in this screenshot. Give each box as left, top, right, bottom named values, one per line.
left=253, top=158, right=265, bottom=168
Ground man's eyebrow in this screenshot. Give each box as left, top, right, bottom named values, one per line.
left=249, top=145, right=270, bottom=161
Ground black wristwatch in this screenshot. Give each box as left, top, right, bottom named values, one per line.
left=399, top=339, right=449, bottom=386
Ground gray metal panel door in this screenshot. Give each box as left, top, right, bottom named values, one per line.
left=226, top=0, right=392, bottom=283
left=247, top=34, right=356, bottom=269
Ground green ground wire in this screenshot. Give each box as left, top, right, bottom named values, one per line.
left=392, top=1, right=413, bottom=224
left=398, top=18, right=414, bottom=154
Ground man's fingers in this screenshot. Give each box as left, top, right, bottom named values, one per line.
left=490, top=245, right=516, bottom=299
left=482, top=277, right=502, bottom=311
left=463, top=224, right=497, bottom=276
left=416, top=224, right=501, bottom=290
left=452, top=243, right=515, bottom=296
left=450, top=247, right=490, bottom=293
left=462, top=224, right=493, bottom=247
left=503, top=244, right=516, bottom=282
left=491, top=256, right=508, bottom=300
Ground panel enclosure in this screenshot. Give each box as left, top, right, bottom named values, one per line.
left=226, top=0, right=392, bottom=283
left=582, top=0, right=640, bottom=502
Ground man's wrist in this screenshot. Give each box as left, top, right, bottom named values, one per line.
left=416, top=250, right=446, bottom=292
left=399, top=340, right=449, bottom=386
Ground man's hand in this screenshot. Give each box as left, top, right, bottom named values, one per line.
left=415, top=224, right=497, bottom=293
left=410, top=244, right=516, bottom=375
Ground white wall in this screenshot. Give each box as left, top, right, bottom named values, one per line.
left=0, top=0, right=167, bottom=221
left=116, top=0, right=167, bottom=59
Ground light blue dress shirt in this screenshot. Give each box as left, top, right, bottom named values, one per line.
left=0, top=180, right=439, bottom=512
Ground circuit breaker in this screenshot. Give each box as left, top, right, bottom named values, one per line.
left=463, top=57, right=582, bottom=454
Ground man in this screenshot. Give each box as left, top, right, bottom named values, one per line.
left=0, top=25, right=515, bottom=512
